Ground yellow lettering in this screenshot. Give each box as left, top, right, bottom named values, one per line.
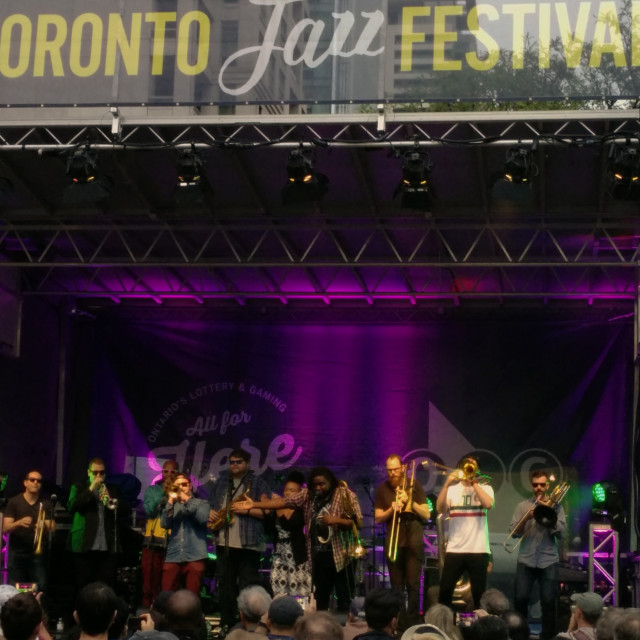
left=400, top=7, right=430, bottom=72
left=433, top=5, right=462, bottom=70
left=556, top=3, right=590, bottom=68
left=105, top=13, right=142, bottom=76
left=69, top=13, right=102, bottom=77
left=466, top=5, right=500, bottom=71
left=145, top=12, right=177, bottom=75
left=503, top=4, right=536, bottom=69
left=590, top=1, right=626, bottom=67
left=0, top=15, right=31, bottom=78
left=538, top=4, right=551, bottom=69
left=176, top=11, right=209, bottom=75
left=34, top=15, right=66, bottom=77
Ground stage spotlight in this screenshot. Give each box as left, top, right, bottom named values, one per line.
left=591, top=481, right=625, bottom=530
left=607, top=143, right=640, bottom=200
left=63, top=147, right=114, bottom=204
left=396, top=149, right=432, bottom=211
left=176, top=148, right=204, bottom=188
left=490, top=145, right=537, bottom=204
left=282, top=148, right=328, bottom=205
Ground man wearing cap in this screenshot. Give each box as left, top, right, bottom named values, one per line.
left=266, top=596, right=303, bottom=639
left=555, top=592, right=604, bottom=640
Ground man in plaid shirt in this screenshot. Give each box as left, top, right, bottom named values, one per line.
left=232, top=466, right=362, bottom=613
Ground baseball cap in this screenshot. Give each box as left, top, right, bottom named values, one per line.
left=268, top=596, right=303, bottom=627
left=0, top=585, right=19, bottom=611
left=571, top=592, right=604, bottom=617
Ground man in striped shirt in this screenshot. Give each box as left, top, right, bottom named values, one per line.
left=436, top=456, right=494, bottom=609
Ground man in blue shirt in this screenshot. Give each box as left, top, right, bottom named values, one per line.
left=160, top=472, right=210, bottom=595
left=509, top=470, right=566, bottom=640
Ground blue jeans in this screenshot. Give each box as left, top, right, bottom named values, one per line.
left=514, top=562, right=558, bottom=640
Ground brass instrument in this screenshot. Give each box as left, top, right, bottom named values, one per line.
left=98, top=482, right=118, bottom=510
left=208, top=478, right=251, bottom=532
left=33, top=503, right=45, bottom=555
left=503, top=481, right=570, bottom=553
left=387, top=460, right=415, bottom=562
left=338, top=480, right=367, bottom=559
left=422, top=460, right=492, bottom=484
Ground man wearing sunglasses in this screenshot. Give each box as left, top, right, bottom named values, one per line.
left=67, top=458, right=123, bottom=588
left=160, top=472, right=210, bottom=594
left=509, top=470, right=566, bottom=640
left=3, top=471, right=54, bottom=593
left=208, top=448, right=270, bottom=631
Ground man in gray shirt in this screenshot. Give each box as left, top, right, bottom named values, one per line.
left=509, top=469, right=566, bottom=640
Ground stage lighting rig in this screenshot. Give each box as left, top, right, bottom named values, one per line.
left=489, top=144, right=537, bottom=205
left=607, top=142, right=640, bottom=200
left=503, top=146, right=535, bottom=184
left=176, top=147, right=204, bottom=188
left=63, top=146, right=114, bottom=204
left=282, top=147, right=328, bottom=204
left=591, top=481, right=625, bottom=530
left=395, top=148, right=433, bottom=211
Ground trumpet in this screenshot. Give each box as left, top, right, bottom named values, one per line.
left=33, top=503, right=45, bottom=555
left=422, top=460, right=492, bottom=484
left=98, top=483, right=118, bottom=510
left=388, top=460, right=415, bottom=562
left=503, top=481, right=570, bottom=553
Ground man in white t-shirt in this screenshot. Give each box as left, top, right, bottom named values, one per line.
left=436, top=456, right=494, bottom=609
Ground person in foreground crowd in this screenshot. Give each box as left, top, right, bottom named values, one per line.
left=269, top=471, right=312, bottom=599
left=208, top=449, right=270, bottom=631
left=343, top=597, right=367, bottom=640
left=135, top=589, right=206, bottom=640
left=232, top=466, right=363, bottom=614
left=73, top=582, right=119, bottom=640
left=0, top=593, right=44, bottom=640
left=352, top=588, right=404, bottom=640
left=423, top=604, right=462, bottom=640
left=500, top=611, right=529, bottom=640
left=67, top=459, right=124, bottom=588
left=265, top=596, right=303, bottom=640
left=436, top=457, right=494, bottom=609
left=160, top=473, right=210, bottom=594
left=553, top=591, right=604, bottom=640
left=477, top=588, right=510, bottom=616
left=142, top=460, right=179, bottom=608
left=3, top=471, right=54, bottom=595
left=293, top=612, right=343, bottom=640
left=374, top=455, right=431, bottom=629
left=509, top=469, right=566, bottom=640
left=225, top=585, right=272, bottom=640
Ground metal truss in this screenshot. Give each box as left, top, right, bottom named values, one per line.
left=1, top=108, right=640, bottom=304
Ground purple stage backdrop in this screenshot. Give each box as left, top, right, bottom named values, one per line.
left=0, top=302, right=634, bottom=558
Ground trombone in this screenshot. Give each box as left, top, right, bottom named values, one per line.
left=503, top=481, right=570, bottom=553
left=33, top=503, right=45, bottom=555
left=387, top=460, right=415, bottom=562
left=421, top=460, right=492, bottom=484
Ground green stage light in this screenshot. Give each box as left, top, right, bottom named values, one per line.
left=592, top=482, right=607, bottom=504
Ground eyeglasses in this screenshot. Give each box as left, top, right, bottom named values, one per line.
left=27, top=478, right=42, bottom=483
left=229, top=460, right=245, bottom=465
left=386, top=467, right=402, bottom=474
left=90, top=470, right=106, bottom=476
left=532, top=482, right=547, bottom=487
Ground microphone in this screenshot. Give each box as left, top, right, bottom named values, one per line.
left=50, top=494, right=58, bottom=506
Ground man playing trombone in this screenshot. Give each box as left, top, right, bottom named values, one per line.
left=508, top=470, right=566, bottom=640
left=3, top=470, right=54, bottom=593
left=374, top=455, right=430, bottom=629
left=436, top=455, right=494, bottom=610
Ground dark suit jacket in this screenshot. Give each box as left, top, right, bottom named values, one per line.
left=66, top=481, right=123, bottom=553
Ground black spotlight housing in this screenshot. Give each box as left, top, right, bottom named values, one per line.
left=489, top=144, right=537, bottom=205
left=607, top=143, right=640, bottom=200
left=176, top=148, right=204, bottom=188
left=396, top=149, right=432, bottom=211
left=63, top=147, right=114, bottom=204
left=282, top=148, right=328, bottom=204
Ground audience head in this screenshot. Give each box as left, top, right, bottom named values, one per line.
left=107, top=598, right=130, bottom=640
left=424, top=604, right=461, bottom=640
left=293, top=611, right=343, bottom=640
left=595, top=608, right=625, bottom=640
left=615, top=611, right=640, bottom=640
left=571, top=592, right=605, bottom=625
left=478, top=589, right=510, bottom=616
left=0, top=586, right=19, bottom=616
left=150, top=591, right=174, bottom=631
left=348, top=597, right=366, bottom=623
left=500, top=611, right=529, bottom=640
left=237, top=585, right=272, bottom=625
left=469, top=615, right=509, bottom=640
left=74, top=582, right=118, bottom=636
left=165, top=590, right=204, bottom=638
left=364, top=588, right=404, bottom=633
left=0, top=594, right=42, bottom=640
left=267, top=596, right=303, bottom=632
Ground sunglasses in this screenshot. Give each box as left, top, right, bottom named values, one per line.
left=27, top=478, right=42, bottom=483
left=532, top=482, right=547, bottom=487
left=90, top=470, right=106, bottom=475
left=229, top=460, right=245, bottom=465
